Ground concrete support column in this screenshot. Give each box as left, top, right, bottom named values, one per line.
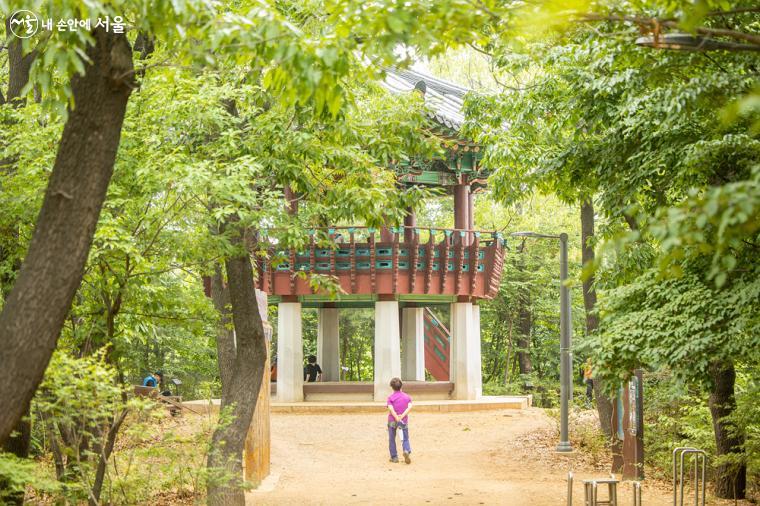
left=317, top=308, right=340, bottom=381
left=450, top=302, right=482, bottom=400
left=374, top=301, right=401, bottom=400
left=471, top=304, right=483, bottom=397
left=401, top=307, right=425, bottom=381
left=277, top=302, right=303, bottom=402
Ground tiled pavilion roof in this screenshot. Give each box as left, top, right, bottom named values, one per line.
left=382, top=67, right=469, bottom=132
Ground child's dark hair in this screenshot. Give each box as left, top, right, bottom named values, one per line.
left=390, top=377, right=402, bottom=391
left=308, top=355, right=317, bottom=364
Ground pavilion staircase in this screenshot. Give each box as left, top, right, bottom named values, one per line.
left=423, top=308, right=451, bottom=381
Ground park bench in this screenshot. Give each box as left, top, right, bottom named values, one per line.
left=133, top=385, right=184, bottom=415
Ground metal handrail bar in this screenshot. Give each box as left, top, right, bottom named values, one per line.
left=424, top=307, right=451, bottom=336
left=631, top=482, right=642, bottom=506
left=673, top=447, right=706, bottom=506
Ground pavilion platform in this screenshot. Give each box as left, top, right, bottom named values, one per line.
left=183, top=394, right=531, bottom=415
left=282, top=381, right=456, bottom=402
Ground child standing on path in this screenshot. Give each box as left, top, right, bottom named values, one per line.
left=387, top=377, right=412, bottom=464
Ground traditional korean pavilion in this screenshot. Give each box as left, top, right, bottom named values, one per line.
left=259, top=68, right=506, bottom=402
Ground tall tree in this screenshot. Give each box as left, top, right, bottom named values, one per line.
left=464, top=3, right=758, bottom=494
left=0, top=27, right=134, bottom=444
left=0, top=0, right=502, bottom=446
left=580, top=199, right=613, bottom=437
left=515, top=241, right=533, bottom=382
left=0, top=15, right=40, bottom=482
left=3, top=19, right=35, bottom=106
left=207, top=231, right=267, bottom=505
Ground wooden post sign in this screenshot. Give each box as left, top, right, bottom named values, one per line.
left=621, top=369, right=644, bottom=480
left=611, top=369, right=645, bottom=480
left=243, top=289, right=272, bottom=486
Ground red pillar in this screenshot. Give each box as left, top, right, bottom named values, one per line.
left=454, top=184, right=471, bottom=246
left=468, top=191, right=474, bottom=231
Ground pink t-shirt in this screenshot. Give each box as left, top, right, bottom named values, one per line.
left=387, top=390, right=412, bottom=423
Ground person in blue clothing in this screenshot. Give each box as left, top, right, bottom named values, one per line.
left=142, top=370, right=163, bottom=388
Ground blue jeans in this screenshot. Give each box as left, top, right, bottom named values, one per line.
left=388, top=421, right=411, bottom=458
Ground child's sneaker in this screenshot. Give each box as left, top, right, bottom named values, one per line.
left=389, top=457, right=399, bottom=463
left=403, top=451, right=411, bottom=464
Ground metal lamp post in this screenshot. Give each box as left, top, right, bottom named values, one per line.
left=511, top=231, right=573, bottom=452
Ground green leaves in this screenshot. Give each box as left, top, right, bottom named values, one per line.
left=2, top=0, right=506, bottom=118
left=0, top=452, right=61, bottom=500
left=596, top=263, right=760, bottom=387
left=462, top=2, right=760, bottom=414
left=652, top=164, right=760, bottom=286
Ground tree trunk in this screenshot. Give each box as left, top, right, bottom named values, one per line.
left=41, top=412, right=66, bottom=480
left=0, top=28, right=134, bottom=444
left=1, top=18, right=36, bottom=293
left=515, top=242, right=532, bottom=385
left=516, top=305, right=532, bottom=376
left=581, top=199, right=613, bottom=438
left=89, top=409, right=128, bottom=506
left=708, top=360, right=746, bottom=499
left=211, top=265, right=235, bottom=402
left=503, top=318, right=513, bottom=385
left=207, top=231, right=267, bottom=506
left=340, top=320, right=348, bottom=381
left=4, top=19, right=36, bottom=105
left=1, top=403, right=30, bottom=457
left=0, top=24, right=38, bottom=470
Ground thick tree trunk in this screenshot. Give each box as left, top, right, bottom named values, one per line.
left=0, top=28, right=133, bottom=444
left=4, top=19, right=36, bottom=105
left=708, top=361, right=746, bottom=499
left=515, top=242, right=532, bottom=386
left=1, top=403, right=30, bottom=457
left=0, top=18, right=36, bottom=296
left=581, top=199, right=613, bottom=438
left=211, top=265, right=236, bottom=402
left=207, top=231, right=267, bottom=506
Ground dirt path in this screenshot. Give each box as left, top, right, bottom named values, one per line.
left=248, top=407, right=681, bottom=505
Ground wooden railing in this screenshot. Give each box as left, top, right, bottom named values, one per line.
left=255, top=226, right=506, bottom=299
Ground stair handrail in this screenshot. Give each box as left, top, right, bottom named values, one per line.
left=424, top=307, right=451, bottom=337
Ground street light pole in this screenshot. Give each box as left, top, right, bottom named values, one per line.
left=511, top=231, right=573, bottom=453
left=557, top=232, right=573, bottom=452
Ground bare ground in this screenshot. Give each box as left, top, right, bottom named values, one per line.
left=247, top=407, right=726, bottom=506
